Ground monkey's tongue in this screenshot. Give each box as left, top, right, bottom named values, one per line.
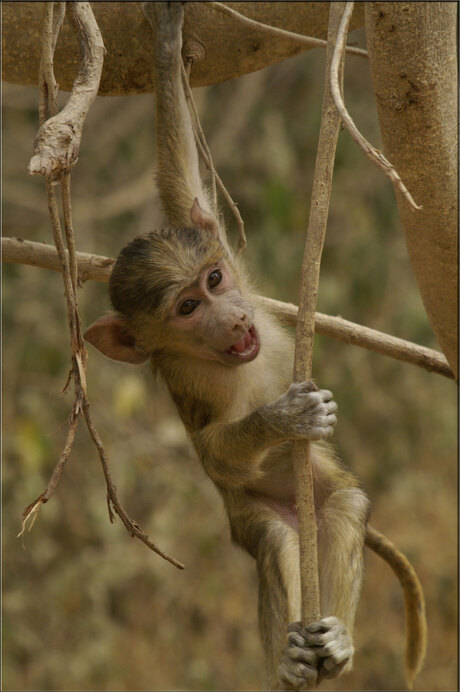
left=230, top=330, right=253, bottom=354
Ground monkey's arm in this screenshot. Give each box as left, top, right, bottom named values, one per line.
left=193, top=382, right=337, bottom=487
left=142, top=2, right=215, bottom=228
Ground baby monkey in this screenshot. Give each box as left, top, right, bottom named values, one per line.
left=85, top=3, right=426, bottom=689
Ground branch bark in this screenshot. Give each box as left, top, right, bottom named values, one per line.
left=364, top=2, right=458, bottom=380
left=292, top=2, right=347, bottom=627
left=2, top=237, right=453, bottom=380
left=2, top=2, right=365, bottom=95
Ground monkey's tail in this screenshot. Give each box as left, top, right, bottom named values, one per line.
left=365, top=524, right=427, bottom=690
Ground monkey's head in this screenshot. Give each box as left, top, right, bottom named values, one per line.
left=84, top=225, right=260, bottom=369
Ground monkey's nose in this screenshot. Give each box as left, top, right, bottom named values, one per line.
left=231, top=313, right=248, bottom=332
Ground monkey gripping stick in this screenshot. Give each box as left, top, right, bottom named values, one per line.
left=292, top=3, right=346, bottom=629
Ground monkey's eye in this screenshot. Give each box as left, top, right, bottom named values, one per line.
left=179, top=299, right=200, bottom=316
left=208, top=269, right=222, bottom=289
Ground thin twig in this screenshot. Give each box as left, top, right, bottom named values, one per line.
left=38, top=3, right=63, bottom=125
left=2, top=238, right=453, bottom=380
left=61, top=174, right=79, bottom=296
left=180, top=60, right=217, bottom=211
left=208, top=2, right=368, bottom=59
left=291, top=2, right=347, bottom=628
left=17, top=397, right=80, bottom=539
left=83, top=402, right=184, bottom=570
left=330, top=2, right=421, bottom=211
left=180, top=59, right=247, bottom=252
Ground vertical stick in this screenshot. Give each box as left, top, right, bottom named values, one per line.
left=292, top=2, right=347, bottom=626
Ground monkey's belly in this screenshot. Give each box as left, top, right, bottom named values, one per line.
left=248, top=491, right=299, bottom=532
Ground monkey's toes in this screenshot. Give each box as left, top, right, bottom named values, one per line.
left=277, top=626, right=320, bottom=690
left=277, top=659, right=318, bottom=691
left=303, top=617, right=354, bottom=680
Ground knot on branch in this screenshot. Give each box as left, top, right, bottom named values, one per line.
left=29, top=117, right=81, bottom=181
left=182, top=38, right=206, bottom=65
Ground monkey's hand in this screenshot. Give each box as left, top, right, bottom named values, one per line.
left=277, top=617, right=353, bottom=690
left=269, top=382, right=337, bottom=442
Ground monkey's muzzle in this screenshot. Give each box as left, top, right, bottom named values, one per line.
left=224, top=325, right=260, bottom=364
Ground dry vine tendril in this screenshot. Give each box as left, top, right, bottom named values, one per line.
left=180, top=53, right=247, bottom=253
left=21, top=1, right=184, bottom=570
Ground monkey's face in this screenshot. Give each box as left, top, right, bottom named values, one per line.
left=85, top=229, right=260, bottom=368
left=166, top=260, right=260, bottom=367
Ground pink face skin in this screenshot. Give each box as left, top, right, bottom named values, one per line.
left=170, top=260, right=260, bottom=367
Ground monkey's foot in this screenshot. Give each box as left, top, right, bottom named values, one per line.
left=277, top=617, right=353, bottom=690
left=276, top=627, right=319, bottom=690
left=303, top=616, right=354, bottom=680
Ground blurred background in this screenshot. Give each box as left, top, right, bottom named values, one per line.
left=2, top=24, right=457, bottom=692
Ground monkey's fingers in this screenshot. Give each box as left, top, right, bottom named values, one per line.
left=320, top=645, right=353, bottom=678
left=317, top=389, right=334, bottom=403
left=304, top=616, right=345, bottom=641
left=286, top=636, right=317, bottom=666
left=306, top=417, right=337, bottom=440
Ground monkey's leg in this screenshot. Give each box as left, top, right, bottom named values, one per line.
left=274, top=485, right=369, bottom=689
left=257, top=521, right=319, bottom=691
left=309, top=484, right=369, bottom=680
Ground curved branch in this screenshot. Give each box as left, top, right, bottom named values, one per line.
left=29, top=2, right=105, bottom=180
left=208, top=2, right=368, bottom=59
left=2, top=237, right=452, bottom=380
left=330, top=2, right=421, bottom=211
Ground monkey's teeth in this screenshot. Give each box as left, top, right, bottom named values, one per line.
left=231, top=344, right=253, bottom=357
left=225, top=325, right=259, bottom=360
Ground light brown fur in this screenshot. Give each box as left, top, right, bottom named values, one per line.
left=84, top=4, right=426, bottom=689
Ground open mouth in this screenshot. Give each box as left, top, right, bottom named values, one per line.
left=224, top=324, right=260, bottom=362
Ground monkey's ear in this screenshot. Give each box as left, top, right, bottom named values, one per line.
left=84, top=315, right=148, bottom=365
left=190, top=197, right=219, bottom=238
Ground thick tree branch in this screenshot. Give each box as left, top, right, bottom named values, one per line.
left=365, top=2, right=458, bottom=381
left=2, top=237, right=452, bottom=380
left=2, top=3, right=366, bottom=95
